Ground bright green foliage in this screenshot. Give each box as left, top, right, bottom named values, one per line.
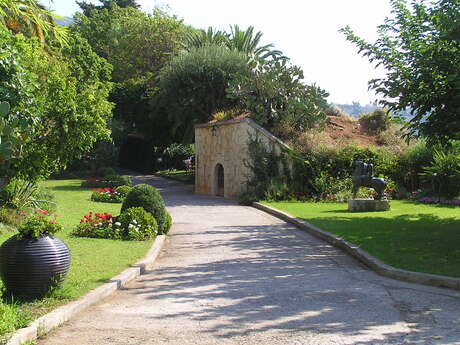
left=73, top=7, right=186, bottom=82
left=17, top=210, right=62, bottom=239
left=121, top=184, right=170, bottom=234
left=154, top=45, right=249, bottom=143
left=0, top=26, right=113, bottom=182
left=117, top=207, right=157, bottom=240
left=342, top=0, right=460, bottom=143
left=227, top=57, right=329, bottom=138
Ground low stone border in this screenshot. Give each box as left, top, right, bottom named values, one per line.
left=253, top=202, right=460, bottom=291
left=7, top=235, right=166, bottom=345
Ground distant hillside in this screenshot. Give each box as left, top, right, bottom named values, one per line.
left=56, top=16, right=73, bottom=27
left=333, top=102, right=378, bottom=118
left=333, top=102, right=414, bottom=120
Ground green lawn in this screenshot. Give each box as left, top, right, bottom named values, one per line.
left=156, top=169, right=194, bottom=184
left=263, top=200, right=460, bottom=278
left=0, top=180, right=153, bottom=338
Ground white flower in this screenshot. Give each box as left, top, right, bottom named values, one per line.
left=115, top=222, right=121, bottom=226
left=133, top=219, right=138, bottom=224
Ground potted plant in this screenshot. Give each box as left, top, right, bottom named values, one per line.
left=0, top=209, right=70, bottom=298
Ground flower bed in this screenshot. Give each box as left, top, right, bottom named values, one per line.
left=72, top=208, right=157, bottom=241
left=90, top=185, right=131, bottom=203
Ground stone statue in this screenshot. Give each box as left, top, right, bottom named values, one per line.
left=351, top=161, right=387, bottom=200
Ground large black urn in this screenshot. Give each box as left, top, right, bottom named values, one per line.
left=0, top=235, right=70, bottom=298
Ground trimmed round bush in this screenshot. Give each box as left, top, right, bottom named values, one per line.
left=121, top=184, right=169, bottom=234
left=162, top=211, right=172, bottom=235
left=117, top=207, right=157, bottom=240
left=115, top=185, right=132, bottom=198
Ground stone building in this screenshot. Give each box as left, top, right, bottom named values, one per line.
left=194, top=117, right=288, bottom=199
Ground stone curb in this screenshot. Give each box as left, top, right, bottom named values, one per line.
left=6, top=235, right=166, bottom=345
left=253, top=202, right=460, bottom=291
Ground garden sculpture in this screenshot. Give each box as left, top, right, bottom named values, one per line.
left=351, top=161, right=387, bottom=200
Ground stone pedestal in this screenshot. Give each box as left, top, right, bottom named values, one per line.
left=348, top=198, right=390, bottom=212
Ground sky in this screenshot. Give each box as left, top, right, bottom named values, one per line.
left=47, top=0, right=393, bottom=105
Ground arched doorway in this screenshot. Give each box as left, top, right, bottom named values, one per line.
left=215, top=164, right=224, bottom=196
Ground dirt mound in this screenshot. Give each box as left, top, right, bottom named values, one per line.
left=325, top=115, right=378, bottom=147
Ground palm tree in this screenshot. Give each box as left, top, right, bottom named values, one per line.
left=0, top=0, right=67, bottom=44
left=184, top=25, right=284, bottom=63
left=227, top=25, right=283, bottom=61
left=184, top=27, right=229, bottom=50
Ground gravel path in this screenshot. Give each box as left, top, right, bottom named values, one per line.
left=38, top=175, right=460, bottom=345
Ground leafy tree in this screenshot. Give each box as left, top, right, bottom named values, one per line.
left=227, top=57, right=329, bottom=138
left=73, top=6, right=188, bottom=134
left=77, top=0, right=140, bottom=16
left=153, top=45, right=249, bottom=143
left=0, top=26, right=113, bottom=182
left=342, top=0, right=460, bottom=143
left=0, top=0, right=67, bottom=43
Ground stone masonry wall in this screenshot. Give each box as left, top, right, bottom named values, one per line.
left=195, top=118, right=287, bottom=199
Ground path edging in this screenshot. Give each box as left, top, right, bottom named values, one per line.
left=253, top=202, right=460, bottom=291
left=6, top=235, right=166, bottom=345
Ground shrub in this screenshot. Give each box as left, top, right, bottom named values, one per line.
left=81, top=175, right=132, bottom=188
left=97, top=167, right=117, bottom=177
left=162, top=211, right=172, bottom=235
left=420, top=149, right=460, bottom=198
left=121, top=184, right=169, bottom=234
left=358, top=109, right=390, bottom=135
left=115, top=185, right=132, bottom=198
left=116, top=207, right=157, bottom=240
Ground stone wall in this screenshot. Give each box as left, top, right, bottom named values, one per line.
left=195, top=118, right=287, bottom=199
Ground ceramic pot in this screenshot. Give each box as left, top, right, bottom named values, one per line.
left=0, top=235, right=70, bottom=298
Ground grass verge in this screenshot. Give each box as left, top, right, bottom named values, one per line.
left=156, top=169, right=194, bottom=184
left=0, top=179, right=153, bottom=341
left=263, top=200, right=460, bottom=278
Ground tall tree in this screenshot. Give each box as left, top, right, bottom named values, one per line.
left=77, top=0, right=140, bottom=16
left=342, top=0, right=460, bottom=144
